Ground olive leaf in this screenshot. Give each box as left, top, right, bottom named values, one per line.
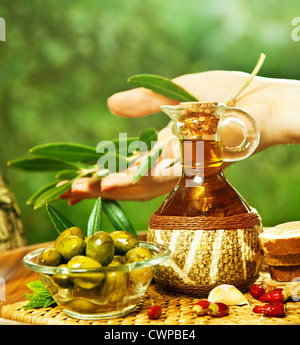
left=29, top=142, right=100, bottom=163
left=23, top=280, right=56, bottom=309
left=102, top=200, right=137, bottom=238
left=46, top=204, right=75, bottom=234
left=96, top=136, right=139, bottom=155
left=87, top=197, right=102, bottom=237
left=139, top=128, right=158, bottom=151
left=133, top=146, right=163, bottom=183
left=33, top=178, right=76, bottom=209
left=7, top=156, right=79, bottom=172
left=26, top=180, right=60, bottom=206
left=128, top=74, right=198, bottom=102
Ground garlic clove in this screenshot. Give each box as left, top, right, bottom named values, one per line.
left=207, top=284, right=249, bottom=306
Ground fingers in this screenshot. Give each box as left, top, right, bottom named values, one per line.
left=101, top=169, right=135, bottom=192
left=59, top=178, right=101, bottom=205
left=71, top=178, right=101, bottom=197
left=172, top=71, right=251, bottom=102
left=106, top=71, right=251, bottom=118
left=107, top=87, right=178, bottom=118
left=59, top=155, right=180, bottom=204
left=60, top=174, right=178, bottom=203
left=58, top=123, right=180, bottom=204
left=100, top=174, right=178, bottom=201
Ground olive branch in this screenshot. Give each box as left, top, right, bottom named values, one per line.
left=7, top=53, right=265, bottom=232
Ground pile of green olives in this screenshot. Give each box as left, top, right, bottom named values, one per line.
left=37, top=228, right=154, bottom=308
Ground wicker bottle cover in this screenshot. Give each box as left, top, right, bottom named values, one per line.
left=147, top=102, right=263, bottom=295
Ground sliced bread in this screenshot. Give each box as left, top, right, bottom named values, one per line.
left=268, top=265, right=300, bottom=282
left=264, top=252, right=300, bottom=266
left=259, top=221, right=300, bottom=255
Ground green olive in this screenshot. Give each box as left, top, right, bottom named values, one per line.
left=54, top=227, right=84, bottom=251
left=111, top=255, right=126, bottom=265
left=63, top=299, right=99, bottom=313
left=85, top=231, right=114, bottom=266
left=125, top=247, right=153, bottom=263
left=126, top=247, right=154, bottom=287
left=57, top=235, right=85, bottom=261
left=100, top=259, right=127, bottom=303
left=67, top=255, right=105, bottom=289
left=128, top=266, right=154, bottom=288
left=52, top=264, right=73, bottom=288
left=72, top=284, right=102, bottom=299
left=110, top=231, right=139, bottom=255
left=37, top=247, right=62, bottom=266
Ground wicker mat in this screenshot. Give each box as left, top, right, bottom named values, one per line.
left=2, top=273, right=300, bottom=325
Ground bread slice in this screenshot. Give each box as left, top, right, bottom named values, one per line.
left=259, top=221, right=300, bottom=255
left=269, top=265, right=300, bottom=282
left=264, top=252, right=300, bottom=266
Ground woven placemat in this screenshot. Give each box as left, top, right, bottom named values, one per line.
left=1, top=273, right=300, bottom=325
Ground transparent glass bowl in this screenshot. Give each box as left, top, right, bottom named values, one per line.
left=23, top=241, right=171, bottom=320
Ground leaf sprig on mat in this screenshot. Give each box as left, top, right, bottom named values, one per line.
left=23, top=280, right=56, bottom=309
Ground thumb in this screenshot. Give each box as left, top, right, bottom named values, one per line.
left=107, top=87, right=179, bottom=118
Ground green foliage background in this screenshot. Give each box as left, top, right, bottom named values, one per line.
left=0, top=0, right=300, bottom=244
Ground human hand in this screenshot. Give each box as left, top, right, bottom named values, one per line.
left=62, top=70, right=300, bottom=204
left=60, top=121, right=181, bottom=204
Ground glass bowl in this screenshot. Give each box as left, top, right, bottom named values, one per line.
left=23, top=241, right=171, bottom=320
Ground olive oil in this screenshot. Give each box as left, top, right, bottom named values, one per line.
left=157, top=139, right=250, bottom=217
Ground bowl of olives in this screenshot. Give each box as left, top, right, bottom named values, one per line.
left=23, top=227, right=171, bottom=320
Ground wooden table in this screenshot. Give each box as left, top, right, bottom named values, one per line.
left=0, top=242, right=51, bottom=324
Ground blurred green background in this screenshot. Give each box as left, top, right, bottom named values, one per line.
left=1, top=0, right=300, bottom=244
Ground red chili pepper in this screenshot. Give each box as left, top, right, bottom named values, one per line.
left=207, top=303, right=229, bottom=318
left=147, top=305, right=162, bottom=319
left=192, top=300, right=211, bottom=316
left=249, top=284, right=266, bottom=300
left=253, top=302, right=285, bottom=317
left=259, top=288, right=283, bottom=303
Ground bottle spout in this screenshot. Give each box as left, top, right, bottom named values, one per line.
left=160, top=102, right=208, bottom=121
left=160, top=104, right=181, bottom=122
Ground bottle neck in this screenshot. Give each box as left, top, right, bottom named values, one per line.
left=157, top=138, right=251, bottom=217
left=180, top=139, right=223, bottom=186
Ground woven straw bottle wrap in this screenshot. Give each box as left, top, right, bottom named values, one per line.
left=148, top=210, right=263, bottom=295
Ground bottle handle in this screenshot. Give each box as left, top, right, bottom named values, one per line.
left=222, top=107, right=260, bottom=162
